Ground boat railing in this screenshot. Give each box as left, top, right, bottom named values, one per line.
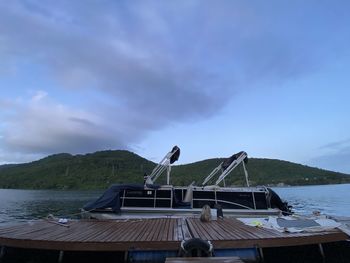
left=201, top=151, right=249, bottom=187
left=120, top=188, right=174, bottom=209
left=145, top=146, right=180, bottom=185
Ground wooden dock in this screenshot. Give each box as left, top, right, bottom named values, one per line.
left=0, top=217, right=348, bottom=252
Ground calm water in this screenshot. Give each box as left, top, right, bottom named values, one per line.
left=0, top=184, right=349, bottom=226
left=273, top=183, right=350, bottom=217
left=0, top=189, right=102, bottom=226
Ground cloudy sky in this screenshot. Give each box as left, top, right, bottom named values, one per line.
left=1, top=0, right=350, bottom=173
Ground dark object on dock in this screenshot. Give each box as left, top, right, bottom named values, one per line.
left=214, top=204, right=224, bottom=218
left=180, top=238, right=213, bottom=257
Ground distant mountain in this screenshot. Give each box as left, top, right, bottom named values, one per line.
left=0, top=150, right=349, bottom=189
left=171, top=158, right=350, bottom=187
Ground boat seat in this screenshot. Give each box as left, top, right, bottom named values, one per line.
left=159, top=185, right=173, bottom=189
left=183, top=182, right=195, bottom=203
left=203, top=185, right=220, bottom=190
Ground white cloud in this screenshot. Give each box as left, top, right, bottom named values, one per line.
left=1, top=92, right=126, bottom=157
left=31, top=90, right=48, bottom=102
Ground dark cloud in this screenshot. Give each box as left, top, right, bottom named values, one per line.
left=1, top=0, right=349, bottom=161
left=320, top=139, right=350, bottom=151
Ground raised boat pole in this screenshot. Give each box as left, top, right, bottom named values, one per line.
left=146, top=146, right=180, bottom=185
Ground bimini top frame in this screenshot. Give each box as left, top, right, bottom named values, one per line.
left=201, top=151, right=249, bottom=187
left=145, top=146, right=180, bottom=185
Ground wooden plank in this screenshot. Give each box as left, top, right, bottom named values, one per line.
left=161, top=218, right=171, bottom=241
left=187, top=219, right=213, bottom=240
left=63, top=221, right=106, bottom=242
left=98, top=221, right=132, bottom=242
left=190, top=219, right=225, bottom=240
left=168, top=218, right=175, bottom=241
left=175, top=218, right=184, bottom=241
left=181, top=218, right=192, bottom=240
left=152, top=218, right=170, bottom=241
left=217, top=219, right=256, bottom=239
left=153, top=218, right=167, bottom=241
left=80, top=221, right=120, bottom=242
left=225, top=218, right=273, bottom=239
left=104, top=221, right=137, bottom=242
left=143, top=218, right=159, bottom=241
left=205, top=220, right=237, bottom=240
left=123, top=219, right=146, bottom=241
left=5, top=221, right=68, bottom=241
left=153, top=218, right=170, bottom=241
left=44, top=221, right=97, bottom=241
left=223, top=218, right=279, bottom=239
left=101, top=220, right=132, bottom=241
left=186, top=219, right=213, bottom=240
left=4, top=221, right=56, bottom=239
left=185, top=219, right=200, bottom=238
left=125, top=219, right=151, bottom=242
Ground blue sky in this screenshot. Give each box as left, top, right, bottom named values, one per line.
left=1, top=0, right=350, bottom=173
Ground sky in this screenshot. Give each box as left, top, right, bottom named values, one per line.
left=1, top=0, right=350, bottom=174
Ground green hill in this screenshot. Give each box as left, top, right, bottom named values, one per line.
left=171, top=158, right=350, bottom=186
left=0, top=150, right=349, bottom=189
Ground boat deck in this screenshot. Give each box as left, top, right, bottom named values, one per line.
left=0, top=217, right=348, bottom=252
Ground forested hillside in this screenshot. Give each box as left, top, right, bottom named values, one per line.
left=0, top=150, right=349, bottom=189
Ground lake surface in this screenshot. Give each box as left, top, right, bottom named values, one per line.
left=273, top=183, right=350, bottom=217
left=0, top=184, right=349, bottom=226
left=0, top=189, right=102, bottom=226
